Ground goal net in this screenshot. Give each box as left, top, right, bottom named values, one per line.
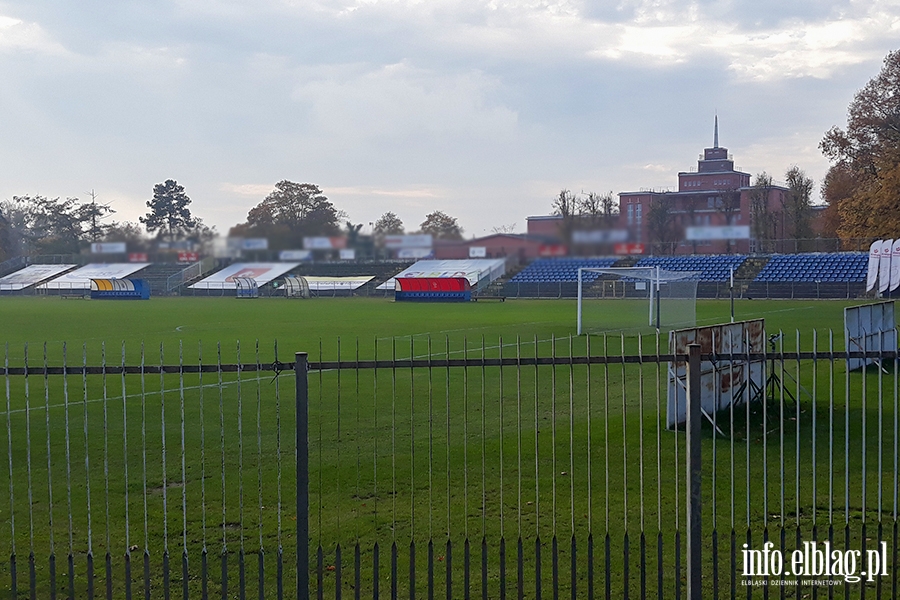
left=576, top=267, right=700, bottom=334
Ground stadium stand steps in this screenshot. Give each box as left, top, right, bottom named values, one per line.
left=287, top=260, right=415, bottom=284
left=474, top=280, right=507, bottom=298
left=138, top=263, right=196, bottom=296
left=734, top=256, right=769, bottom=281
left=613, top=256, right=641, bottom=268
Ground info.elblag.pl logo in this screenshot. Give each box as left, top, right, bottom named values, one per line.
left=742, top=542, right=889, bottom=584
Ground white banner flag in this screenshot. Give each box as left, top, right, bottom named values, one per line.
left=879, top=239, right=893, bottom=293
left=867, top=240, right=882, bottom=292
left=891, top=240, right=900, bottom=292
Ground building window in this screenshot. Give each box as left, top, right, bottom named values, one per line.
left=635, top=203, right=642, bottom=224
left=627, top=204, right=633, bottom=225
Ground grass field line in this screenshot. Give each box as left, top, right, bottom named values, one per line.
left=0, top=335, right=586, bottom=418
left=0, top=373, right=274, bottom=417
left=374, top=320, right=561, bottom=344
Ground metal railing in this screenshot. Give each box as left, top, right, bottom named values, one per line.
left=1, top=337, right=898, bottom=598
left=166, top=257, right=218, bottom=293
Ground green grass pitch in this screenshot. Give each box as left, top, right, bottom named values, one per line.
left=0, top=296, right=895, bottom=597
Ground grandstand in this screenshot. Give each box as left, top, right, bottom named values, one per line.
left=753, top=252, right=867, bottom=282
left=746, top=252, right=868, bottom=299
left=633, top=254, right=747, bottom=281
left=510, top=257, right=620, bottom=283
left=0, top=264, right=78, bottom=292
left=36, top=263, right=152, bottom=294
left=503, top=257, right=620, bottom=298
left=0, top=251, right=878, bottom=300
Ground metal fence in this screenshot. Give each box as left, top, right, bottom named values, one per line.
left=499, top=280, right=870, bottom=300
left=2, top=337, right=899, bottom=598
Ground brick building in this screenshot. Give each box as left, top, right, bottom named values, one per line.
left=527, top=119, right=792, bottom=255
left=619, top=118, right=788, bottom=254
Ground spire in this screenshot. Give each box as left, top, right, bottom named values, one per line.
left=714, top=114, right=719, bottom=148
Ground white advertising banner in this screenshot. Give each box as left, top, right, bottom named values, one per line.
left=38, top=263, right=151, bottom=290
left=241, top=238, right=269, bottom=250
left=571, top=229, right=629, bottom=243
left=879, top=239, right=893, bottom=293
left=397, top=248, right=434, bottom=259
left=469, top=246, right=487, bottom=258
left=190, top=262, right=300, bottom=289
left=279, top=250, right=312, bottom=261
left=845, top=301, right=897, bottom=370
left=684, top=225, right=751, bottom=240
left=384, top=234, right=432, bottom=249
left=339, top=249, right=356, bottom=260
left=303, top=237, right=346, bottom=250
left=891, top=240, right=900, bottom=293
left=667, top=319, right=765, bottom=428
left=0, top=264, right=77, bottom=291
left=868, top=240, right=882, bottom=292
left=91, top=242, right=127, bottom=254
left=304, top=276, right=374, bottom=291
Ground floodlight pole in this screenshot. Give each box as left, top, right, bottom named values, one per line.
left=655, top=266, right=661, bottom=331
left=648, top=267, right=654, bottom=327
left=730, top=267, right=735, bottom=323
left=577, top=268, right=583, bottom=335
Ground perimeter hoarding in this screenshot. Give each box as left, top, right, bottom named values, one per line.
left=0, top=264, right=77, bottom=291
left=667, top=319, right=765, bottom=429
left=38, top=263, right=152, bottom=290
left=189, top=262, right=300, bottom=289
left=303, top=276, right=375, bottom=292
left=844, top=301, right=897, bottom=371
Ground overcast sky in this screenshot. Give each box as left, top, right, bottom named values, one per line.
left=0, top=1, right=897, bottom=238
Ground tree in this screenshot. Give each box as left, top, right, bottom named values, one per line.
left=140, top=180, right=199, bottom=240
left=81, top=190, right=115, bottom=242
left=783, top=166, right=814, bottom=244
left=419, top=211, right=463, bottom=240
left=818, top=163, right=859, bottom=240
left=716, top=187, right=742, bottom=254
left=749, top=172, right=776, bottom=252
left=232, top=181, right=344, bottom=249
left=0, top=209, right=16, bottom=262
left=577, top=191, right=618, bottom=228
left=491, top=223, right=517, bottom=234
left=551, top=189, right=578, bottom=244
left=104, top=221, right=145, bottom=243
left=820, top=49, right=900, bottom=240
left=3, top=195, right=89, bottom=254
left=646, top=198, right=677, bottom=254
left=373, top=211, right=404, bottom=236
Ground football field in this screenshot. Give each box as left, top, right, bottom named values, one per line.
left=0, top=296, right=894, bottom=597
left=0, top=295, right=868, bottom=357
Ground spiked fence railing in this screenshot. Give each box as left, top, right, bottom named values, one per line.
left=1, top=334, right=898, bottom=599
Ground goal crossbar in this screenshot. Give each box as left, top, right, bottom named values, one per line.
left=576, top=266, right=701, bottom=334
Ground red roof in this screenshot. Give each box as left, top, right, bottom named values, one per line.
left=395, top=277, right=471, bottom=292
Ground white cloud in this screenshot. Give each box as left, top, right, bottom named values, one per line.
left=0, top=0, right=896, bottom=235
left=328, top=186, right=443, bottom=198
left=292, top=62, right=519, bottom=141
left=220, top=183, right=274, bottom=197
left=0, top=14, right=67, bottom=55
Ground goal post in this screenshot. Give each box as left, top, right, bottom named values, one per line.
left=577, top=266, right=700, bottom=335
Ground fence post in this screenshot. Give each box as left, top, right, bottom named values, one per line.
left=686, top=343, right=702, bottom=600
left=296, top=352, right=309, bottom=600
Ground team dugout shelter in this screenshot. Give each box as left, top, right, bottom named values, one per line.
left=89, top=278, right=151, bottom=300
left=394, top=277, right=472, bottom=302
